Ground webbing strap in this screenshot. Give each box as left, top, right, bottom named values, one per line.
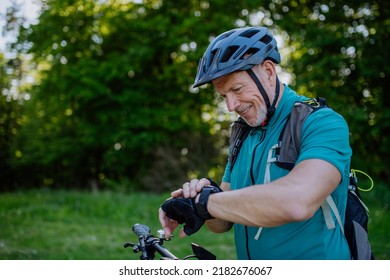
left=264, top=143, right=279, bottom=184
left=255, top=143, right=279, bottom=240
left=321, top=195, right=344, bottom=233
left=254, top=227, right=263, bottom=240
left=321, top=199, right=335, bottom=230
left=327, top=195, right=344, bottom=233
left=247, top=69, right=271, bottom=109
left=246, top=69, right=280, bottom=119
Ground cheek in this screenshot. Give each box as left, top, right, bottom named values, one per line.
left=249, top=79, right=272, bottom=108
left=250, top=91, right=266, bottom=109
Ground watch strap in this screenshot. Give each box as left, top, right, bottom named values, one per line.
left=195, top=186, right=221, bottom=220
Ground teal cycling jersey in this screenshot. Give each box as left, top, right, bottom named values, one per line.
left=222, top=85, right=352, bottom=260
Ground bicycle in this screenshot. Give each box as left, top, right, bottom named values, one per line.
left=124, top=223, right=216, bottom=260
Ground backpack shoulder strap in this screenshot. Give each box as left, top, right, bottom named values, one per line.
left=228, top=97, right=328, bottom=172
left=275, top=97, right=329, bottom=170
left=321, top=195, right=344, bottom=232
left=228, top=117, right=252, bottom=171
left=275, top=98, right=345, bottom=236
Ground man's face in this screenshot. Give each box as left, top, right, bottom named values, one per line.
left=212, top=66, right=271, bottom=127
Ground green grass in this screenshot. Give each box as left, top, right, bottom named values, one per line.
left=0, top=189, right=235, bottom=260
left=0, top=181, right=388, bottom=260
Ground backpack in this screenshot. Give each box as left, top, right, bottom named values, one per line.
left=229, top=98, right=374, bottom=260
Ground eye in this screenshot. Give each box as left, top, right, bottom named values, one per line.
left=232, top=86, right=243, bottom=94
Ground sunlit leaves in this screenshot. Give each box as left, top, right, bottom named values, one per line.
left=1, top=0, right=388, bottom=191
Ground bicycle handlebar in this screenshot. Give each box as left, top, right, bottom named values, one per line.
left=132, top=223, right=151, bottom=238
left=148, top=238, right=179, bottom=260
left=124, top=223, right=178, bottom=260
left=124, top=223, right=216, bottom=260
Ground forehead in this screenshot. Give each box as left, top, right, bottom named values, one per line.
left=212, top=71, right=249, bottom=91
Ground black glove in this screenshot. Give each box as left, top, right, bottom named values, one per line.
left=161, top=197, right=204, bottom=236
left=161, top=181, right=223, bottom=236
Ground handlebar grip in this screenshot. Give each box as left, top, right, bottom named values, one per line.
left=132, top=223, right=151, bottom=238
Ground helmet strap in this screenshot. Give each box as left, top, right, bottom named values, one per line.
left=246, top=68, right=280, bottom=120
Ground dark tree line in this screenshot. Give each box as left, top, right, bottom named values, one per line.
left=1, top=0, right=388, bottom=192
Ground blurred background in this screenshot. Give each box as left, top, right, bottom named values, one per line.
left=0, top=0, right=388, bottom=259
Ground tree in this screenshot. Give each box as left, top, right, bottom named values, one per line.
left=7, top=0, right=257, bottom=191
left=3, top=0, right=388, bottom=191
left=0, top=52, right=16, bottom=191
left=0, top=1, right=31, bottom=191
left=268, top=0, right=389, bottom=180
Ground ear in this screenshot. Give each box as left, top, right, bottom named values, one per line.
left=262, top=60, right=277, bottom=86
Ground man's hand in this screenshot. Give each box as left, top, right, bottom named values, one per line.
left=159, top=206, right=182, bottom=238
left=159, top=197, right=205, bottom=237
left=159, top=180, right=222, bottom=238
left=170, top=178, right=215, bottom=198
left=160, top=178, right=212, bottom=238
left=160, top=178, right=206, bottom=239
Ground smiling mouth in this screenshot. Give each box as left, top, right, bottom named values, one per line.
left=237, top=105, right=252, bottom=115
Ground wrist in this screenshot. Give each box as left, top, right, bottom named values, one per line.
left=195, top=186, right=222, bottom=220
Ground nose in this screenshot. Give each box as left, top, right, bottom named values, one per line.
left=225, top=94, right=239, bottom=112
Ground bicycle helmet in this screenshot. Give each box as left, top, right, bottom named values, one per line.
left=193, top=26, right=280, bottom=88
left=193, top=26, right=281, bottom=120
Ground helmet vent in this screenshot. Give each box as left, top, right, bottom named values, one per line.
left=220, top=46, right=240, bottom=62
left=240, top=29, right=260, bottom=38
left=242, top=48, right=260, bottom=59
left=207, top=49, right=219, bottom=67
left=259, top=34, right=272, bottom=44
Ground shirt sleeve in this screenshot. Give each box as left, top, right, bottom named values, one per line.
left=296, top=108, right=352, bottom=180
left=221, top=160, right=231, bottom=183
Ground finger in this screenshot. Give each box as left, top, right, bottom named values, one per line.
left=159, top=207, right=168, bottom=228
left=165, top=220, right=178, bottom=239
left=189, top=179, right=199, bottom=197
left=159, top=208, right=173, bottom=238
left=197, top=178, right=212, bottom=192
left=182, top=182, right=190, bottom=198
left=171, top=188, right=183, bottom=198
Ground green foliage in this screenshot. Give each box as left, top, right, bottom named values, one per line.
left=0, top=53, right=24, bottom=191
left=2, top=0, right=255, bottom=191
left=270, top=0, right=390, bottom=180
left=0, top=0, right=388, bottom=191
